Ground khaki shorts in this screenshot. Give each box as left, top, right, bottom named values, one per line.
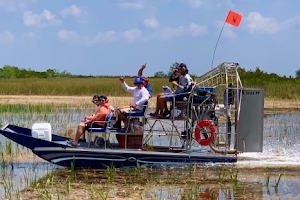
left=119, top=107, right=142, bottom=115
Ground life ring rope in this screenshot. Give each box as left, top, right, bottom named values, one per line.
left=194, top=120, right=216, bottom=146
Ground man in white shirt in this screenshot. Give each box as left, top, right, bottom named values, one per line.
left=114, top=76, right=149, bottom=131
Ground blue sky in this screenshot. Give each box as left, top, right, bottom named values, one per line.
left=1, top=0, right=300, bottom=77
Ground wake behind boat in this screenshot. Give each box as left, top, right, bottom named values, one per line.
left=0, top=62, right=263, bottom=168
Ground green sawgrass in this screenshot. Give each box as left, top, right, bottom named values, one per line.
left=0, top=78, right=170, bottom=96
left=1, top=77, right=300, bottom=99
left=0, top=104, right=93, bottom=114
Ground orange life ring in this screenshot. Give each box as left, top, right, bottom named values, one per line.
left=194, top=120, right=216, bottom=146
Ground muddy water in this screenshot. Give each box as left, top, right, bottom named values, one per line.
left=0, top=111, right=300, bottom=199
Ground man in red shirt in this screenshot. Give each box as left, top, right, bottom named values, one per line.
left=69, top=95, right=111, bottom=146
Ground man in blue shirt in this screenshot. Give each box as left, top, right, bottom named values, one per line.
left=138, top=63, right=153, bottom=98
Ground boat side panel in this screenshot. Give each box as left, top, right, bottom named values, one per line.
left=0, top=130, right=66, bottom=150
left=33, top=149, right=237, bottom=168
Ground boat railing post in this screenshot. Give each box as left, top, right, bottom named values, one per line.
left=169, top=94, right=175, bottom=149
left=125, top=108, right=133, bottom=149
left=187, top=92, right=194, bottom=153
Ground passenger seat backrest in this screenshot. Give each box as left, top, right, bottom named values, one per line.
left=184, top=82, right=194, bottom=93
left=103, top=113, right=112, bottom=130
left=142, top=101, right=148, bottom=113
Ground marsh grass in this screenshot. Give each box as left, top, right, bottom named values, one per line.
left=273, top=173, right=283, bottom=194
left=13, top=164, right=299, bottom=200
left=0, top=104, right=67, bottom=114
left=105, top=162, right=115, bottom=183
left=16, top=189, right=22, bottom=200
left=60, top=128, right=76, bottom=138
left=18, top=165, right=223, bottom=199
left=2, top=177, right=13, bottom=200
left=1, top=153, right=7, bottom=170
left=265, top=174, right=270, bottom=187
left=0, top=78, right=170, bottom=96
left=1, top=77, right=300, bottom=99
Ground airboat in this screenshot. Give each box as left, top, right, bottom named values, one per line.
left=0, top=62, right=264, bottom=168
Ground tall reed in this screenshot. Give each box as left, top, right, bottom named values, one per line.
left=1, top=76, right=300, bottom=99
left=0, top=78, right=170, bottom=96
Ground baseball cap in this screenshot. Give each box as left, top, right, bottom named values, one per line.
left=134, top=76, right=143, bottom=84
left=176, top=63, right=187, bottom=70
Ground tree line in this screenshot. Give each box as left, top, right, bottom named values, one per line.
left=0, top=65, right=72, bottom=78
left=1, top=64, right=300, bottom=82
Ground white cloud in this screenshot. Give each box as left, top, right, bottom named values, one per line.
left=282, top=16, right=300, bottom=29
left=245, top=12, right=279, bottom=34
left=23, top=10, right=61, bottom=27
left=86, top=31, right=116, bottom=46
left=57, top=30, right=116, bottom=46
left=188, top=0, right=202, bottom=8
left=155, top=23, right=207, bottom=40
left=188, top=23, right=207, bottom=36
left=123, top=29, right=142, bottom=42
left=215, top=21, right=236, bottom=38
left=57, top=30, right=78, bottom=40
left=223, top=26, right=236, bottom=38
left=157, top=26, right=184, bottom=40
left=57, top=23, right=208, bottom=45
left=61, top=4, right=83, bottom=18
left=21, top=31, right=36, bottom=39
left=0, top=30, right=14, bottom=43
left=119, top=2, right=144, bottom=9
left=0, top=0, right=35, bottom=11
left=143, top=16, right=159, bottom=29
left=27, top=31, right=35, bottom=38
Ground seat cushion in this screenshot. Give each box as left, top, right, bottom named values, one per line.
left=124, top=112, right=144, bottom=117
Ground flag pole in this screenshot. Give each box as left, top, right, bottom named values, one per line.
left=211, top=22, right=226, bottom=69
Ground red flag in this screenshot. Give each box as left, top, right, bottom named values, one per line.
left=225, top=10, right=242, bottom=27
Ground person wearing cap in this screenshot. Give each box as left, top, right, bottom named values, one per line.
left=114, top=76, right=149, bottom=131
left=68, top=95, right=111, bottom=147
left=138, top=63, right=153, bottom=98
left=172, top=63, right=193, bottom=94
left=169, top=67, right=181, bottom=83
left=150, top=63, right=193, bottom=118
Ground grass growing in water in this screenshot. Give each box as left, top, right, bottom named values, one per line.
left=105, top=162, right=115, bottom=183
left=11, top=165, right=299, bottom=200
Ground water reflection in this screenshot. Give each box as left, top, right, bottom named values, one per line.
left=0, top=162, right=58, bottom=199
